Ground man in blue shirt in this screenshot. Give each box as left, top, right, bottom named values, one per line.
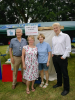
left=36, top=34, right=51, bottom=88
left=9, top=28, right=27, bottom=89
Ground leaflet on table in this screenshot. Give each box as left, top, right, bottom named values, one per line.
left=5, top=58, right=21, bottom=71
left=11, top=63, right=21, bottom=71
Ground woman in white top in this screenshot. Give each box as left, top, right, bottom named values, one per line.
left=22, top=35, right=38, bottom=94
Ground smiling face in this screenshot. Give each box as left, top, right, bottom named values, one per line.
left=53, top=25, right=61, bottom=36
left=28, top=37, right=34, bottom=45
left=39, top=36, right=44, bottom=43
left=37, top=34, right=45, bottom=43
left=16, top=29, right=22, bottom=38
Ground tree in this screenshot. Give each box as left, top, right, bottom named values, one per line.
left=0, top=0, right=75, bottom=24
left=0, top=0, right=20, bottom=24
left=57, top=0, right=75, bottom=21
left=0, top=0, right=56, bottom=23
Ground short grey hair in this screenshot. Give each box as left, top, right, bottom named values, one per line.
left=16, top=28, right=22, bottom=33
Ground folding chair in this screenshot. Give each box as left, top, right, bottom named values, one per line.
left=0, top=52, right=7, bottom=60
left=0, top=46, right=9, bottom=60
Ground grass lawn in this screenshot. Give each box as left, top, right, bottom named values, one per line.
left=71, top=43, right=75, bottom=46
left=0, top=45, right=75, bottom=100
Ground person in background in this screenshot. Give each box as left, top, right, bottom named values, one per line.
left=9, top=28, right=27, bottom=89
left=36, top=34, right=51, bottom=88
left=52, top=23, right=71, bottom=96
left=22, top=35, right=38, bottom=94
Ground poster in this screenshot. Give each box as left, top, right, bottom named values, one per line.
left=25, top=26, right=38, bottom=35
left=7, top=29, right=15, bottom=36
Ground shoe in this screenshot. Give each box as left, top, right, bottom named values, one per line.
left=39, top=82, right=44, bottom=87
left=43, top=83, right=48, bottom=88
left=31, top=88, right=35, bottom=92
left=53, top=84, right=62, bottom=88
left=12, top=85, right=16, bottom=89
left=61, top=90, right=69, bottom=96
left=26, top=90, right=30, bottom=94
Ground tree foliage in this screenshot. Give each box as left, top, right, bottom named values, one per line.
left=0, top=0, right=75, bottom=24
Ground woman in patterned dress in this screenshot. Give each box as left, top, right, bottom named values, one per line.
left=22, top=35, right=38, bottom=94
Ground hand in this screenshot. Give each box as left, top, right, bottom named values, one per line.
left=47, top=62, right=49, bottom=67
left=11, top=57, right=14, bottom=64
left=61, top=57, right=64, bottom=59
left=23, top=65, right=26, bottom=70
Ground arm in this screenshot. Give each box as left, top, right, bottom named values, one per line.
left=9, top=48, right=14, bottom=64
left=47, top=52, right=51, bottom=67
left=22, top=48, right=26, bottom=70
left=61, top=35, right=71, bottom=59
left=52, top=38, right=54, bottom=57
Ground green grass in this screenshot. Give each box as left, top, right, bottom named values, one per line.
left=71, top=43, right=75, bottom=46
left=0, top=45, right=75, bottom=100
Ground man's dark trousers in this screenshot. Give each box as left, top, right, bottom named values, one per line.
left=52, top=55, right=70, bottom=91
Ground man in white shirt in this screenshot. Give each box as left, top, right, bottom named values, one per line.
left=52, top=23, right=71, bottom=96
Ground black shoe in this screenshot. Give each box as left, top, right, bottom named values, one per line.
left=61, top=90, right=69, bottom=96
left=53, top=84, right=62, bottom=88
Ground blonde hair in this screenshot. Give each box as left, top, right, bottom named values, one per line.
left=16, top=28, right=22, bottom=33
left=27, top=35, right=35, bottom=41
left=52, top=23, right=60, bottom=27
left=37, top=34, right=45, bottom=40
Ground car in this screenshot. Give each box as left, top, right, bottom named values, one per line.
left=0, top=42, right=4, bottom=46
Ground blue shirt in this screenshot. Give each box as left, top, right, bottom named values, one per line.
left=36, top=41, right=51, bottom=63
left=9, top=38, right=27, bottom=56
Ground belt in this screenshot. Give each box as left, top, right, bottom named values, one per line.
left=13, top=55, right=21, bottom=57
left=54, top=55, right=62, bottom=57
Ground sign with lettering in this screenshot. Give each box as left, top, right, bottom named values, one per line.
left=25, top=26, right=38, bottom=35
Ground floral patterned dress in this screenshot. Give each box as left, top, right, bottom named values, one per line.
left=23, top=45, right=38, bottom=81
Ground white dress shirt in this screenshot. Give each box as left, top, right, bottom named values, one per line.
left=52, top=31, right=71, bottom=59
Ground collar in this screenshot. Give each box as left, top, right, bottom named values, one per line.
left=15, top=37, right=23, bottom=41
left=15, top=37, right=18, bottom=41
left=55, top=31, right=62, bottom=36
left=39, top=41, right=44, bottom=44
left=59, top=31, right=62, bottom=36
